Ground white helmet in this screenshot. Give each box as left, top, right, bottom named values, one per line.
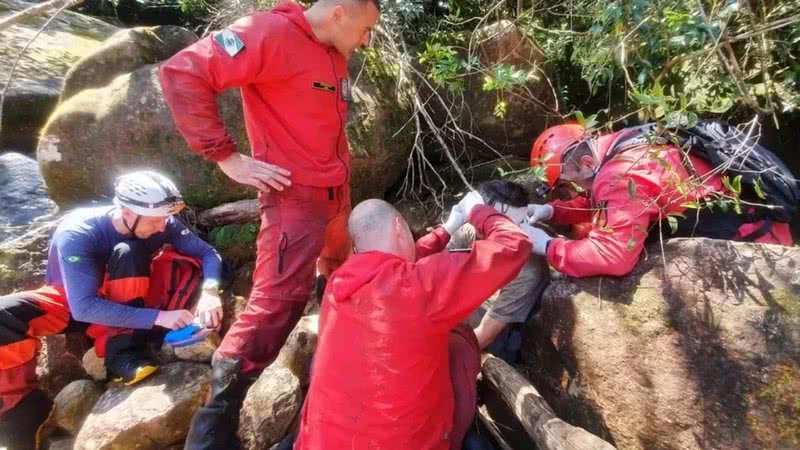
left=113, top=170, right=185, bottom=217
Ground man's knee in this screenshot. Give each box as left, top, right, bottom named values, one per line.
left=0, top=294, right=44, bottom=347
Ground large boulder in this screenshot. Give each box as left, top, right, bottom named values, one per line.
left=37, top=334, right=88, bottom=398
left=0, top=0, right=118, bottom=153
left=38, top=27, right=416, bottom=211
left=428, top=20, right=557, bottom=159
left=61, top=26, right=197, bottom=101
left=49, top=379, right=104, bottom=435
left=0, top=219, right=58, bottom=292
left=238, top=366, right=302, bottom=450
left=523, top=239, right=800, bottom=450
left=0, top=152, right=56, bottom=243
left=74, top=362, right=211, bottom=450
left=274, top=314, right=319, bottom=386
left=347, top=51, right=416, bottom=205
left=37, top=64, right=254, bottom=209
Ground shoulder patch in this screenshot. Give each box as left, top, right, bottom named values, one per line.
left=215, top=29, right=245, bottom=57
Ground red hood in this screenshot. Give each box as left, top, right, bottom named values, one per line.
left=327, top=251, right=402, bottom=302
left=273, top=1, right=320, bottom=43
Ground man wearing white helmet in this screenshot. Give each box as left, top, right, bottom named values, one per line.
left=0, top=170, right=223, bottom=450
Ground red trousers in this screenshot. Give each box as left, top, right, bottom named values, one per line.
left=216, top=184, right=351, bottom=375
left=448, top=323, right=482, bottom=449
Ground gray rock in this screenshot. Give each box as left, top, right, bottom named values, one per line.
left=62, top=26, right=197, bottom=101
left=0, top=0, right=118, bottom=153
left=81, top=348, right=107, bottom=382
left=173, top=331, right=220, bottom=363
left=523, top=238, right=800, bottom=450
left=74, top=362, right=211, bottom=450
left=50, top=380, right=104, bottom=435
left=0, top=219, right=58, bottom=293
left=238, top=366, right=302, bottom=450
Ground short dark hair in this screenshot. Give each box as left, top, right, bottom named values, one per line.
left=478, top=180, right=529, bottom=208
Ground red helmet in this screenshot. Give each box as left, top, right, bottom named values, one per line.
left=530, top=124, right=585, bottom=187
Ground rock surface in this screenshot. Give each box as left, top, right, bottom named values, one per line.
left=74, top=362, right=211, bottom=450
left=523, top=238, right=800, bottom=450
left=0, top=0, right=118, bottom=153
left=173, top=331, right=220, bottom=363
left=238, top=366, right=302, bottom=450
left=61, top=25, right=197, bottom=101
left=0, top=219, right=58, bottom=292
left=50, top=379, right=104, bottom=435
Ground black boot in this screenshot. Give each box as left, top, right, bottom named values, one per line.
left=105, top=334, right=158, bottom=385
left=0, top=389, right=53, bottom=450
left=185, top=358, right=249, bottom=450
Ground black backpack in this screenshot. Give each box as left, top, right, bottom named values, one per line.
left=604, top=121, right=799, bottom=240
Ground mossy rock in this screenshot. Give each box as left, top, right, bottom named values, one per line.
left=38, top=65, right=255, bottom=210
left=0, top=0, right=119, bottom=152
left=208, top=223, right=258, bottom=267
left=524, top=239, right=800, bottom=450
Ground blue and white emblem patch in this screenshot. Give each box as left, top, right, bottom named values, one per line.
left=215, top=29, right=245, bottom=57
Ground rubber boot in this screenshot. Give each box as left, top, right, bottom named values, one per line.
left=105, top=334, right=158, bottom=385
left=184, top=358, right=248, bottom=450
left=0, top=389, right=53, bottom=450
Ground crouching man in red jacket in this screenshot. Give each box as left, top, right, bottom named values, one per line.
left=294, top=194, right=534, bottom=450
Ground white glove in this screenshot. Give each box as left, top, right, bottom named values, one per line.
left=527, top=203, right=554, bottom=224
left=443, top=204, right=467, bottom=235
left=458, top=191, right=484, bottom=217
left=520, top=223, right=552, bottom=256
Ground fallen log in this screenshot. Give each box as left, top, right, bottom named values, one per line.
left=197, top=199, right=259, bottom=227
left=481, top=354, right=616, bottom=450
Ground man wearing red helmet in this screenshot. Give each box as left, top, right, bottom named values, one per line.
left=526, top=124, right=793, bottom=278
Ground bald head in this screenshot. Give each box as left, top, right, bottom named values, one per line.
left=348, top=199, right=417, bottom=260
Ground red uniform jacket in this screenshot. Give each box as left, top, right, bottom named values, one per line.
left=546, top=130, right=792, bottom=278
left=294, top=205, right=531, bottom=450
left=159, top=1, right=351, bottom=187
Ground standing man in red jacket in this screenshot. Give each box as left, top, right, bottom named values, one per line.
left=159, top=0, right=380, bottom=447
left=294, top=195, right=534, bottom=450
left=525, top=123, right=793, bottom=278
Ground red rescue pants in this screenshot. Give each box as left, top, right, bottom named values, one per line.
left=448, top=323, right=482, bottom=449
left=216, top=184, right=351, bottom=375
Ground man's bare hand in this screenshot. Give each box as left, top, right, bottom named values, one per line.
left=194, top=291, right=223, bottom=329
left=218, top=153, right=292, bottom=192
left=155, top=309, right=194, bottom=330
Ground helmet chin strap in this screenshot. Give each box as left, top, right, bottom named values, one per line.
left=122, top=214, right=141, bottom=236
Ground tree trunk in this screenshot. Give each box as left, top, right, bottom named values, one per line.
left=480, top=354, right=617, bottom=450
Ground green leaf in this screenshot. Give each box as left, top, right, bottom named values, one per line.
left=681, top=201, right=701, bottom=209
left=754, top=177, right=767, bottom=199
left=667, top=215, right=679, bottom=234
left=732, top=175, right=742, bottom=194
left=722, top=176, right=735, bottom=193
left=627, top=178, right=637, bottom=199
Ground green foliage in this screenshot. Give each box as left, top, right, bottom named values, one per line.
left=418, top=42, right=468, bottom=93
left=522, top=0, right=800, bottom=118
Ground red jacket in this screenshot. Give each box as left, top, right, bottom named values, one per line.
left=546, top=130, right=792, bottom=278
left=159, top=2, right=351, bottom=187
left=294, top=205, right=531, bottom=450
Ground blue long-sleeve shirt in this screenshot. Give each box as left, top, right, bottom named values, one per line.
left=45, top=206, right=223, bottom=329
